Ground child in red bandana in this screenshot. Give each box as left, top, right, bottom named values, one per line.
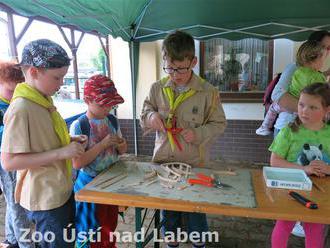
left=70, top=74, right=127, bottom=248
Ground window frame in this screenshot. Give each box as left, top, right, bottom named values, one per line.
left=199, top=40, right=274, bottom=103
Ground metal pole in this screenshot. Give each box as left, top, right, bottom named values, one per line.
left=70, top=29, right=80, bottom=99
left=135, top=208, right=143, bottom=248
left=6, top=12, right=18, bottom=59
left=129, top=39, right=138, bottom=156
left=106, top=36, right=111, bottom=78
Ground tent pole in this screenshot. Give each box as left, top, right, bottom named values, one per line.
left=7, top=12, right=18, bottom=59
left=98, top=36, right=111, bottom=78
left=129, top=40, right=138, bottom=156
left=105, top=37, right=111, bottom=78
left=58, top=26, right=84, bottom=99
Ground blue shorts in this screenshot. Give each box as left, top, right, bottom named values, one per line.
left=162, top=210, right=208, bottom=241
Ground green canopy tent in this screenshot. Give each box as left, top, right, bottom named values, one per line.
left=1, top=0, right=329, bottom=41
left=1, top=0, right=329, bottom=154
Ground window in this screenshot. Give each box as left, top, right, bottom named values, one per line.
left=201, top=38, right=273, bottom=102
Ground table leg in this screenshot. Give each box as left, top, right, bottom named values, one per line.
left=136, top=208, right=163, bottom=248
left=136, top=207, right=143, bottom=248
left=154, top=209, right=160, bottom=248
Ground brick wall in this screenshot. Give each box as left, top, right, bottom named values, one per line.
left=119, top=119, right=273, bottom=164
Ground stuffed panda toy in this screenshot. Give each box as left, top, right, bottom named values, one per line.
left=297, top=143, right=323, bottom=166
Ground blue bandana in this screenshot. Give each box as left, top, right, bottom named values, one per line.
left=19, top=39, right=70, bottom=68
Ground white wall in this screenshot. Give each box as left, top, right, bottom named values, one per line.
left=223, top=103, right=265, bottom=120
left=136, top=42, right=158, bottom=119
left=273, top=39, right=295, bottom=74
left=109, top=37, right=132, bottom=119
left=0, top=15, right=10, bottom=60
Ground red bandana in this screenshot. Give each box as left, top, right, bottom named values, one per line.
left=84, top=74, right=124, bottom=107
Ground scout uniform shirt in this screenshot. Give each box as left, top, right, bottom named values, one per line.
left=1, top=98, right=72, bottom=211
left=140, top=73, right=227, bottom=166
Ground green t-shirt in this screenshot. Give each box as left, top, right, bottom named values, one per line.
left=269, top=125, right=330, bottom=165
left=288, top=67, right=326, bottom=98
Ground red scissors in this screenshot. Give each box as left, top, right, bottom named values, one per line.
left=188, top=173, right=232, bottom=189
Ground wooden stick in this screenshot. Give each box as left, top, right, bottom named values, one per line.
left=88, top=167, right=112, bottom=186
left=265, top=188, right=275, bottom=203
left=101, top=173, right=128, bottom=189
left=313, top=181, right=325, bottom=193
left=145, top=178, right=158, bottom=186
left=214, top=170, right=237, bottom=176
left=93, top=173, right=124, bottom=188
left=177, top=185, right=189, bottom=191
left=126, top=181, right=143, bottom=187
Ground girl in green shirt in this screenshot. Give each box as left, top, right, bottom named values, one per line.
left=269, top=82, right=330, bottom=248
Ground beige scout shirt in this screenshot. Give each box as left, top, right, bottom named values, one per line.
left=1, top=98, right=72, bottom=211
left=140, top=73, right=227, bottom=167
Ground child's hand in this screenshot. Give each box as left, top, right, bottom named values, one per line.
left=61, top=142, right=85, bottom=159
left=71, top=135, right=88, bottom=149
left=71, top=135, right=87, bottom=143
left=303, top=163, right=326, bottom=177
left=309, top=160, right=330, bottom=176
left=100, top=134, right=122, bottom=150
left=181, top=128, right=196, bottom=143
left=117, top=138, right=127, bottom=154
left=149, top=112, right=166, bottom=132
left=117, top=137, right=126, bottom=147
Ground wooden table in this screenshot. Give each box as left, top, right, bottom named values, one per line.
left=75, top=165, right=330, bottom=247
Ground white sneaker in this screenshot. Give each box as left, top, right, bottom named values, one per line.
left=291, top=222, right=305, bottom=237
left=256, top=126, right=272, bottom=136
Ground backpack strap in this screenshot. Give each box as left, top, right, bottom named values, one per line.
left=77, top=114, right=90, bottom=137
left=0, top=109, right=4, bottom=126
left=107, top=114, right=118, bottom=132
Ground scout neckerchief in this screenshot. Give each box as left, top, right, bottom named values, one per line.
left=0, top=96, right=10, bottom=104
left=162, top=77, right=196, bottom=151
left=12, top=83, right=72, bottom=178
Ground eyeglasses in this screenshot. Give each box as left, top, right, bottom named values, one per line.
left=322, top=45, right=330, bottom=51
left=163, top=60, right=193, bottom=74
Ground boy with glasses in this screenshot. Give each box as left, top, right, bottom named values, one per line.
left=141, top=30, right=227, bottom=248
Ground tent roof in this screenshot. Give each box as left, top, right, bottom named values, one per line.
left=0, top=0, right=330, bottom=41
